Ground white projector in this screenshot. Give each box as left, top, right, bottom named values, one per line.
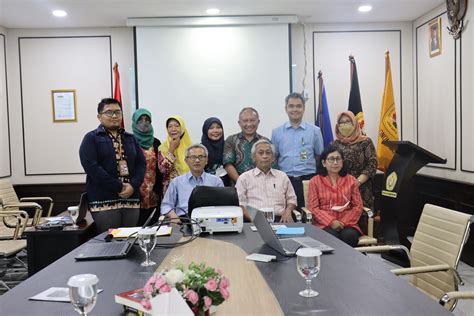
left=191, top=206, right=243, bottom=234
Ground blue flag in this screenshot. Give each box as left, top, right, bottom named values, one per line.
left=316, top=72, right=333, bottom=148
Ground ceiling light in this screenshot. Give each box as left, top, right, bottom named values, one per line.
left=358, top=5, right=372, bottom=13
left=206, top=8, right=220, bottom=15
left=52, top=10, right=67, bottom=17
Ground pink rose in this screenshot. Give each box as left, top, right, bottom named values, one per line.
left=220, top=276, right=230, bottom=289
left=205, top=279, right=218, bottom=291
left=155, top=276, right=167, bottom=288
left=143, top=283, right=154, bottom=294
left=185, top=289, right=199, bottom=305
left=146, top=275, right=157, bottom=286
left=214, top=268, right=222, bottom=275
left=219, top=286, right=230, bottom=300
left=160, top=284, right=171, bottom=293
left=204, top=296, right=212, bottom=309
left=141, top=299, right=152, bottom=310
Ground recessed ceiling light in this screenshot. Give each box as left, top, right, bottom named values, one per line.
left=358, top=5, right=372, bottom=13
left=52, top=10, right=67, bottom=17
left=206, top=8, right=220, bottom=15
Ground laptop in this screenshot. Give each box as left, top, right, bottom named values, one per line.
left=75, top=208, right=157, bottom=261
left=247, top=205, right=334, bottom=256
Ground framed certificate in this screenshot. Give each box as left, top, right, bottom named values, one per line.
left=429, top=17, right=442, bottom=58
left=52, top=90, right=77, bottom=122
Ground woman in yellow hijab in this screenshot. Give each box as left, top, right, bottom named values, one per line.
left=157, top=115, right=192, bottom=195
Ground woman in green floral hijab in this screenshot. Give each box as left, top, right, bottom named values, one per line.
left=132, top=108, right=163, bottom=225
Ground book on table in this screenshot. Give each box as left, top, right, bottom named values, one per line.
left=115, top=287, right=193, bottom=316
left=115, top=287, right=148, bottom=315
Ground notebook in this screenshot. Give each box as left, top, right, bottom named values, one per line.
left=247, top=205, right=334, bottom=256
left=75, top=208, right=157, bottom=261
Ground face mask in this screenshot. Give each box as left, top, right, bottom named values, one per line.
left=137, top=121, right=151, bottom=133
left=339, top=124, right=354, bottom=137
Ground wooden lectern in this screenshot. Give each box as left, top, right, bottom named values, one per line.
left=380, top=141, right=446, bottom=267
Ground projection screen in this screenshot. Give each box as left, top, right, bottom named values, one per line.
left=135, top=23, right=292, bottom=142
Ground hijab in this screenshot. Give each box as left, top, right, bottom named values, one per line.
left=158, top=115, right=192, bottom=175
left=201, top=117, right=225, bottom=168
left=131, top=108, right=154, bottom=149
left=335, top=111, right=368, bottom=145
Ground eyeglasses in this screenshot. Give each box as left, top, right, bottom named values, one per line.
left=338, top=120, right=352, bottom=125
left=187, top=155, right=207, bottom=161
left=101, top=110, right=122, bottom=117
left=326, top=157, right=342, bottom=163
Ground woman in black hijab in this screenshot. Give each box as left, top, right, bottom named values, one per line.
left=201, top=117, right=229, bottom=186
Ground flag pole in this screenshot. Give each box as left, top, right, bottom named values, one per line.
left=317, top=71, right=324, bottom=136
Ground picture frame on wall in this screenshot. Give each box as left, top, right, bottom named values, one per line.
left=52, top=90, right=77, bottom=122
left=429, top=17, right=442, bottom=57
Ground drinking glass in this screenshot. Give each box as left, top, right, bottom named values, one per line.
left=296, top=248, right=322, bottom=298
left=68, top=206, right=79, bottom=229
left=260, top=208, right=275, bottom=223
left=138, top=228, right=157, bottom=266
left=68, top=274, right=99, bottom=316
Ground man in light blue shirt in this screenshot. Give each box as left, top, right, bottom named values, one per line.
left=271, top=92, right=324, bottom=208
left=161, top=144, right=224, bottom=220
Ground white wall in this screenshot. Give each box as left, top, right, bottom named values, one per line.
left=6, top=27, right=134, bottom=184
left=413, top=4, right=474, bottom=183
left=291, top=22, right=414, bottom=147
left=0, top=26, right=10, bottom=178
left=3, top=4, right=474, bottom=185
left=461, top=1, right=474, bottom=173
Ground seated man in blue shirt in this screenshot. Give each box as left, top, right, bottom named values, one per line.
left=271, top=92, right=324, bottom=208
left=161, top=144, right=224, bottom=221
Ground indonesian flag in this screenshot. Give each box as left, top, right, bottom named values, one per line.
left=113, top=62, right=124, bottom=128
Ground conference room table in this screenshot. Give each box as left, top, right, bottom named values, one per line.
left=0, top=223, right=452, bottom=315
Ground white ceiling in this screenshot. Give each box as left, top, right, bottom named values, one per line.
left=0, top=0, right=444, bottom=29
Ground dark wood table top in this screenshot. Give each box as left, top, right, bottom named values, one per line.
left=0, top=224, right=452, bottom=315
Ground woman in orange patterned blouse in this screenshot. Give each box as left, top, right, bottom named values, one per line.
left=307, top=145, right=363, bottom=247
left=132, top=108, right=163, bottom=225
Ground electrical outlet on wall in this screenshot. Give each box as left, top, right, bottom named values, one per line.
left=302, top=90, right=310, bottom=100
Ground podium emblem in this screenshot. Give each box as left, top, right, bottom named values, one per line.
left=386, top=172, right=397, bottom=191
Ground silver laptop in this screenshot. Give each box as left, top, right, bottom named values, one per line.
left=75, top=209, right=157, bottom=261
left=247, top=205, right=334, bottom=256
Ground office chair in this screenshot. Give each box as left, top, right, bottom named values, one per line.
left=0, top=177, right=54, bottom=227
left=356, top=203, right=474, bottom=311
left=301, top=180, right=377, bottom=246
left=188, top=186, right=239, bottom=217
left=0, top=208, right=29, bottom=291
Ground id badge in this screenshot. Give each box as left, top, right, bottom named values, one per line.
left=118, top=160, right=129, bottom=177
left=300, top=149, right=308, bottom=161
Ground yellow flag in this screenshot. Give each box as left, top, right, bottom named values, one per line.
left=377, top=51, right=399, bottom=172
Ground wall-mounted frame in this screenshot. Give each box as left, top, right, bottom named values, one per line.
left=51, top=89, right=77, bottom=122
left=429, top=17, right=442, bottom=57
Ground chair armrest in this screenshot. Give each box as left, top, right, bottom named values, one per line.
left=362, top=207, right=374, bottom=238
left=4, top=202, right=43, bottom=225
left=439, top=291, right=474, bottom=306
left=0, top=210, right=29, bottom=239
left=291, top=209, right=302, bottom=222
left=355, top=244, right=411, bottom=261
left=362, top=207, right=374, bottom=218
left=5, top=202, right=41, bottom=209
left=20, top=197, right=54, bottom=217
left=299, top=207, right=312, bottom=223
left=391, top=264, right=450, bottom=276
